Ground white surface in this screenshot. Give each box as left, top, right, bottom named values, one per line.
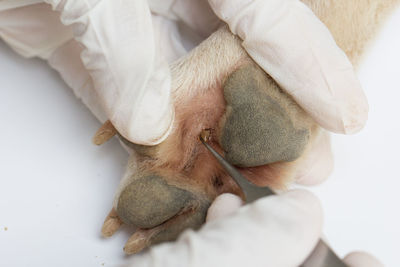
left=1, top=10, right=400, bottom=267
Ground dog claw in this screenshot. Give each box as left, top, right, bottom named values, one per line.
left=124, top=229, right=153, bottom=255
left=93, top=120, right=117, bottom=145
left=101, top=208, right=123, bottom=238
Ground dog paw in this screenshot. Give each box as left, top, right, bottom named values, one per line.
left=101, top=171, right=211, bottom=254
left=95, top=26, right=327, bottom=254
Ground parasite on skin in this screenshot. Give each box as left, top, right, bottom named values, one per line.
left=200, top=129, right=212, bottom=143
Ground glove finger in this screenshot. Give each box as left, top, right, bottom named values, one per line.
left=209, top=0, right=368, bottom=135
left=343, top=251, right=384, bottom=267
left=295, top=130, right=334, bottom=186
left=48, top=39, right=107, bottom=122
left=45, top=0, right=174, bottom=145
left=206, top=193, right=243, bottom=222
left=130, top=189, right=323, bottom=267
left=149, top=0, right=221, bottom=39
left=151, top=15, right=188, bottom=63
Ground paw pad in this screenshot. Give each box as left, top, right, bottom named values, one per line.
left=220, top=65, right=310, bottom=167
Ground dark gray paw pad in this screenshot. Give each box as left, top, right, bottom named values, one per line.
left=220, top=65, right=310, bottom=167
left=116, top=174, right=209, bottom=242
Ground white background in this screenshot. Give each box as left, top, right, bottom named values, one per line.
left=1, top=9, right=400, bottom=267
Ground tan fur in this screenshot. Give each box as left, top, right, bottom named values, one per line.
left=171, top=27, right=247, bottom=102
left=302, top=0, right=400, bottom=65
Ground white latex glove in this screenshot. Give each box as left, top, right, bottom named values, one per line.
left=41, top=0, right=174, bottom=146
left=0, top=0, right=364, bottom=182
left=209, top=0, right=369, bottom=135
left=123, top=191, right=383, bottom=267
left=0, top=0, right=368, bottom=142
left=0, top=0, right=217, bottom=146
left=1, top=0, right=183, bottom=146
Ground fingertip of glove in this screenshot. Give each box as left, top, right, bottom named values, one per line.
left=295, top=131, right=334, bottom=186
left=206, top=193, right=243, bottom=222
left=295, top=156, right=334, bottom=186
left=333, top=79, right=369, bottom=135
left=114, top=99, right=175, bottom=146
left=342, top=106, right=369, bottom=135
left=315, top=86, right=369, bottom=135
left=343, top=251, right=384, bottom=267
left=318, top=98, right=369, bottom=135
left=342, top=92, right=369, bottom=135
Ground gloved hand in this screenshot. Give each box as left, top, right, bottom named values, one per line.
left=42, top=0, right=177, bottom=146
left=150, top=0, right=369, bottom=136
left=50, top=0, right=365, bottom=185
left=0, top=0, right=368, bottom=149
left=209, top=0, right=369, bottom=135
left=122, top=190, right=383, bottom=267
left=0, top=0, right=181, bottom=145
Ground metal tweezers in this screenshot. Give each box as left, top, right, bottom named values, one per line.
left=200, top=137, right=348, bottom=267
